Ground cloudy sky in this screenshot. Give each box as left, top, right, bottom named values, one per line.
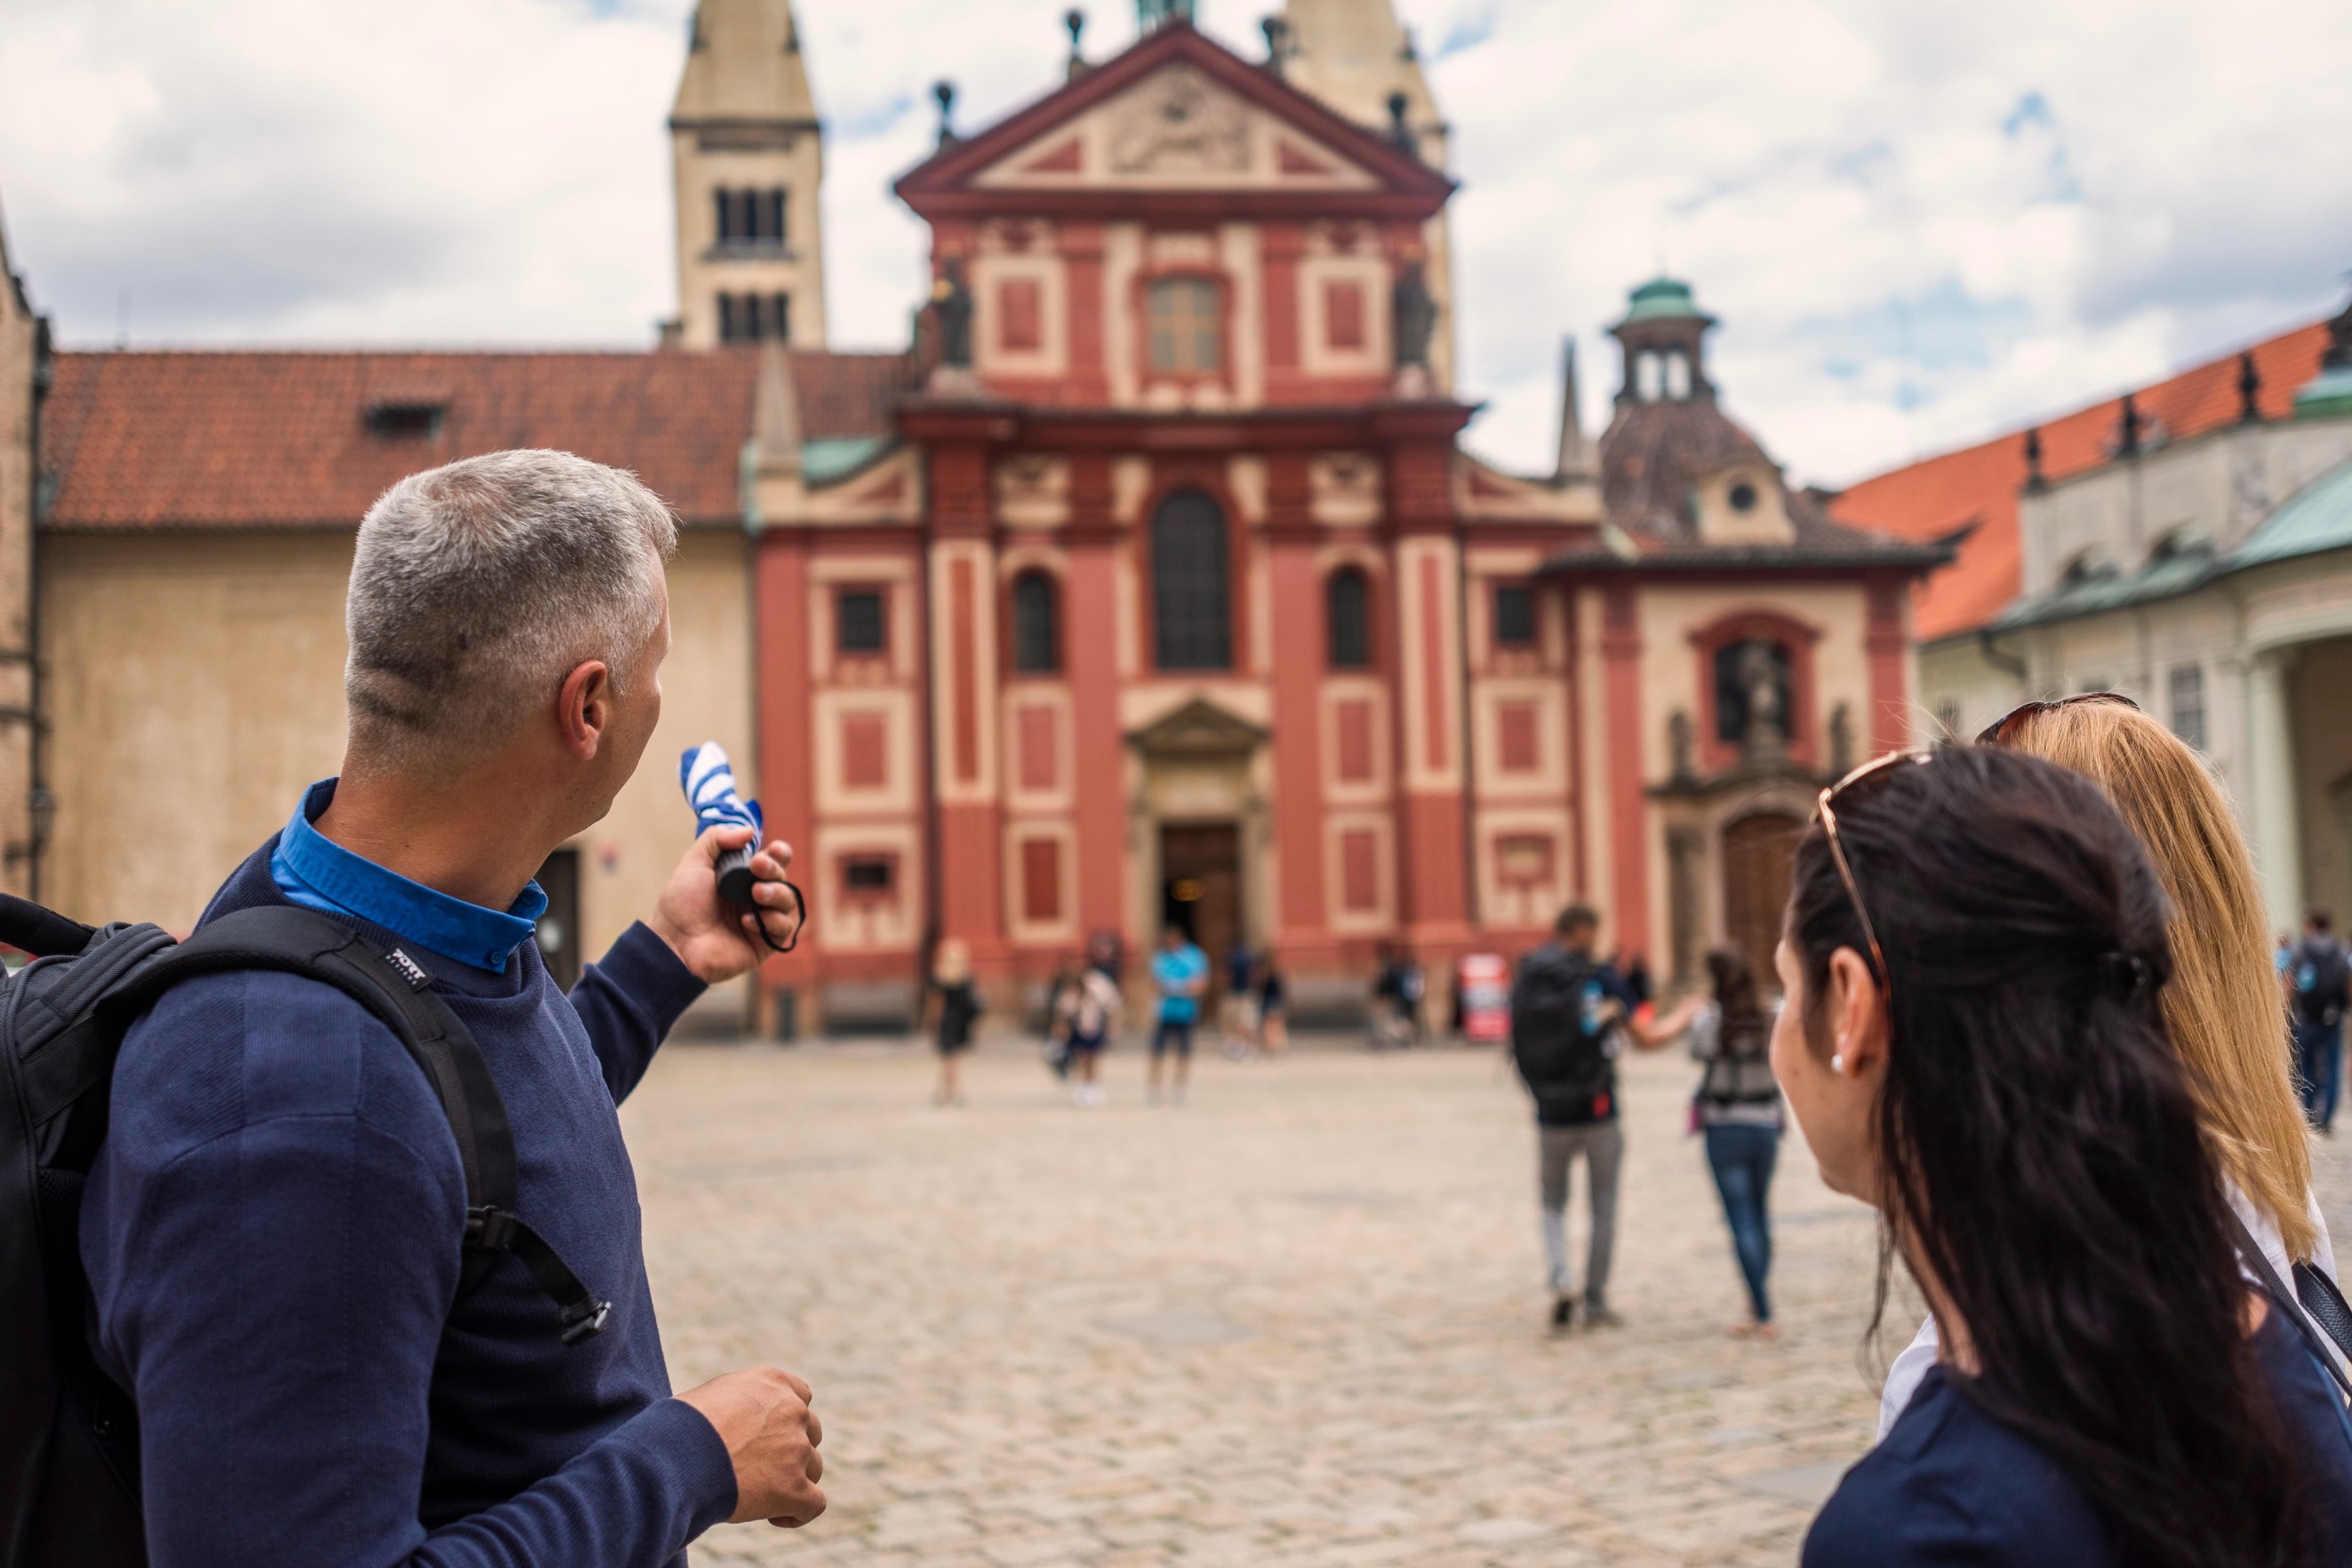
left=2, top=0, right=2346, bottom=486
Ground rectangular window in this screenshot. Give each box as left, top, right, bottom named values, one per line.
left=717, top=293, right=740, bottom=342
left=840, top=715, right=887, bottom=790
left=1324, top=280, right=1366, bottom=351
left=1146, top=278, right=1223, bottom=374
left=842, top=855, right=895, bottom=896
left=1497, top=702, right=1540, bottom=773
left=714, top=189, right=735, bottom=242
left=761, top=188, right=786, bottom=243
left=1341, top=829, right=1380, bottom=912
left=1017, top=705, right=1056, bottom=792
left=1496, top=834, right=1553, bottom=886
left=2169, top=663, right=2206, bottom=751
left=998, top=278, right=1043, bottom=353
left=836, top=589, right=886, bottom=655
left=1020, top=838, right=1062, bottom=924
left=1493, top=584, right=1536, bottom=646
left=1336, top=700, right=1374, bottom=783
left=768, top=292, right=791, bottom=343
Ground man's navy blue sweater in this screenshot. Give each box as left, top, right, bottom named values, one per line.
left=80, top=837, right=739, bottom=1567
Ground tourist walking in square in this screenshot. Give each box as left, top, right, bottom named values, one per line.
left=1626, top=948, right=1784, bottom=1338
left=1055, top=953, right=1121, bottom=1108
left=2289, top=909, right=2350, bottom=1134
left=1148, top=926, right=1207, bottom=1105
left=1511, top=905, right=1656, bottom=1330
left=930, top=938, right=982, bottom=1106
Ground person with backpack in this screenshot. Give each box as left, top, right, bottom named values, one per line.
left=1054, top=954, right=1120, bottom=1108
left=49, top=452, right=823, bottom=1567
left=1510, top=905, right=1655, bottom=1331
left=2291, top=909, right=2351, bottom=1134
left=1628, top=949, right=1782, bottom=1338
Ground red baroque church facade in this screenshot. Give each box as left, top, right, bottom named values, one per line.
left=743, top=19, right=1946, bottom=1025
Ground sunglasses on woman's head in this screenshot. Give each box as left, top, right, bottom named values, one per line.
left=1973, top=691, right=2139, bottom=748
left=1813, top=750, right=1933, bottom=1001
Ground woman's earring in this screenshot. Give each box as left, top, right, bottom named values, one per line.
left=1831, top=1053, right=1846, bottom=1074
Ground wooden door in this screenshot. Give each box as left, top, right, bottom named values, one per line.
left=1719, top=811, right=1802, bottom=996
left=1160, top=822, right=1241, bottom=1007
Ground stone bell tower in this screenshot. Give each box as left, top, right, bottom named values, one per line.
left=1273, top=0, right=1454, bottom=390
left=669, top=0, right=827, bottom=350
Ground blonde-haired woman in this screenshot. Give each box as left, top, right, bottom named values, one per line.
left=930, top=938, right=982, bottom=1106
left=1875, top=691, right=2339, bottom=1436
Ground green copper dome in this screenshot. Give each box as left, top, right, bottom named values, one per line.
left=1617, top=277, right=1709, bottom=326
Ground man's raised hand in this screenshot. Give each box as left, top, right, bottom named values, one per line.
left=649, top=826, right=803, bottom=982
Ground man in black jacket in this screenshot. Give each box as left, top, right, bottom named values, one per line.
left=1511, top=906, right=1639, bottom=1330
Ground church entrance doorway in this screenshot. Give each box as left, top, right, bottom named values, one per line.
left=1160, top=822, right=1241, bottom=1008
left=1720, top=811, right=1803, bottom=996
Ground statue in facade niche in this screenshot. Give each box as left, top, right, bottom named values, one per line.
left=1667, top=710, right=1695, bottom=781
left=1736, top=639, right=1787, bottom=759
left=1392, top=256, right=1436, bottom=370
left=932, top=260, right=974, bottom=369
left=1828, top=702, right=1853, bottom=775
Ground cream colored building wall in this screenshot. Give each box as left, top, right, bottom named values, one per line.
left=42, top=529, right=754, bottom=994
left=1917, top=633, right=2024, bottom=742
left=0, top=245, right=34, bottom=896
left=42, top=532, right=355, bottom=930
left=1632, top=582, right=1870, bottom=964
left=569, top=528, right=754, bottom=983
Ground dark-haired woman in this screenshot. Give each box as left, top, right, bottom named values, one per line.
left=1780, top=745, right=2352, bottom=1567
left=1628, top=950, right=1784, bottom=1338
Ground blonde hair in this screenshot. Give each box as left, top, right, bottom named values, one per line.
left=1998, top=702, right=2315, bottom=1260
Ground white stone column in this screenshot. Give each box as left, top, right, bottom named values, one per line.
left=2243, top=647, right=2304, bottom=936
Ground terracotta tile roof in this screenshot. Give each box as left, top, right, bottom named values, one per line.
left=1828, top=320, right=2333, bottom=641
left=40, top=347, right=909, bottom=530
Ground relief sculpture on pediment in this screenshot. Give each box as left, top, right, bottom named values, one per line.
left=1108, top=64, right=1249, bottom=175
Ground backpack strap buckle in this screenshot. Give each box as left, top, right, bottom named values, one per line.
left=464, top=1205, right=519, bottom=1252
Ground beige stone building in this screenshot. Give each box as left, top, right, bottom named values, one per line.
left=0, top=201, right=40, bottom=901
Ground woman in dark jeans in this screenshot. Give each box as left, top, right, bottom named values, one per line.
left=1691, top=949, right=1782, bottom=1337
left=1631, top=949, right=1783, bottom=1337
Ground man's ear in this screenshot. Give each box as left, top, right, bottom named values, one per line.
left=557, top=659, right=613, bottom=760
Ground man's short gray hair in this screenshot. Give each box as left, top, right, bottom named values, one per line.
left=346, top=449, right=677, bottom=771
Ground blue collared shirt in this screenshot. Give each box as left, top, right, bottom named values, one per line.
left=270, top=778, right=547, bottom=973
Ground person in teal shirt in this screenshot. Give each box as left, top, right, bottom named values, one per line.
left=1148, top=927, right=1208, bottom=1105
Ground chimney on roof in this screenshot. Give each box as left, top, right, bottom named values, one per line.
left=1553, top=337, right=1592, bottom=482
left=2024, top=426, right=2046, bottom=491
left=2238, top=350, right=2263, bottom=424
left=748, top=342, right=804, bottom=527
left=1386, top=92, right=1416, bottom=157
left=1260, top=16, right=1290, bottom=75
left=1064, top=9, right=1088, bottom=79
left=2116, top=392, right=2143, bottom=459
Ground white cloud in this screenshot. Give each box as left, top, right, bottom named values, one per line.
left=2, top=0, right=2346, bottom=485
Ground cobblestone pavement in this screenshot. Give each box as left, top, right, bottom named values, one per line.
left=628, top=1034, right=2352, bottom=1568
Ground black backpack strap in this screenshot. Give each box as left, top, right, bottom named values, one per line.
left=2223, top=1203, right=2352, bottom=1403
left=111, top=907, right=610, bottom=1345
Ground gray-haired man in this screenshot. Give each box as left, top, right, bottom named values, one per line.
left=84, top=451, right=818, bottom=1566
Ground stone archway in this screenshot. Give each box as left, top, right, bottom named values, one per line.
left=1719, top=810, right=1805, bottom=995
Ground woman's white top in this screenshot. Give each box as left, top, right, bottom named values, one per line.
left=1876, top=1181, right=2340, bottom=1441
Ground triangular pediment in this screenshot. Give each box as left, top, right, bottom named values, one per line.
left=1127, top=696, right=1269, bottom=757
left=971, top=61, right=1381, bottom=193
left=896, top=23, right=1451, bottom=217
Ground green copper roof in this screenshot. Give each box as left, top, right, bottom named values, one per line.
left=1617, top=276, right=1709, bottom=325
left=2230, top=453, right=2352, bottom=568
left=2294, top=365, right=2352, bottom=421
left=803, top=437, right=891, bottom=485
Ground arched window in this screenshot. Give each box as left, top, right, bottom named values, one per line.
left=1011, top=568, right=1059, bottom=673
left=1636, top=349, right=1663, bottom=401
left=1151, top=488, right=1230, bottom=670
left=1326, top=567, right=1371, bottom=669
left=1664, top=348, right=1692, bottom=400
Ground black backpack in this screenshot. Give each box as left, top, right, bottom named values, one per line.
left=1509, top=946, right=1614, bottom=1122
left=2294, top=936, right=2351, bottom=1026
left=1, top=898, right=611, bottom=1568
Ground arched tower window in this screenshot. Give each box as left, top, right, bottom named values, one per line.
left=1636, top=349, right=1663, bottom=401
left=1011, top=569, right=1060, bottom=673
left=1150, top=489, right=1231, bottom=670
left=1326, top=566, right=1372, bottom=669
left=1664, top=349, right=1692, bottom=400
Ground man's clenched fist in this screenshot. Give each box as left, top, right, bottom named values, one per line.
left=674, top=1366, right=826, bottom=1527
